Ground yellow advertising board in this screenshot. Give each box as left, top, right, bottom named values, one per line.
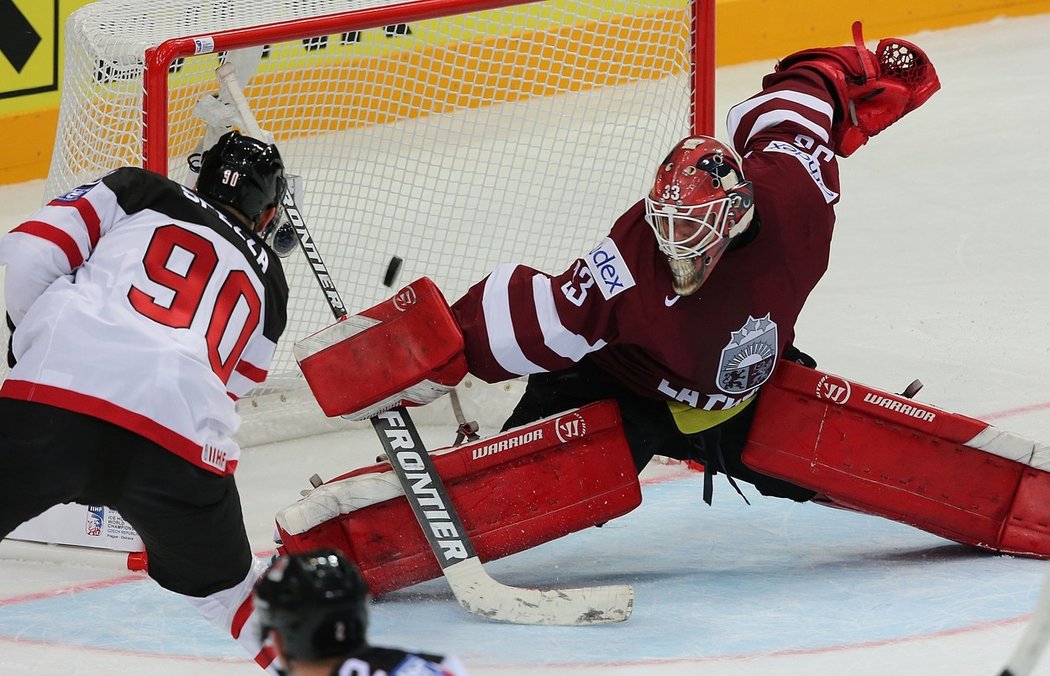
left=0, top=0, right=58, bottom=102
left=1, top=0, right=1049, bottom=185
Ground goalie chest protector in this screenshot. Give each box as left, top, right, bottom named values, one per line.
left=743, top=360, right=1050, bottom=558
left=276, top=400, right=641, bottom=594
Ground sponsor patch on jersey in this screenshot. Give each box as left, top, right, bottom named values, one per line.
left=762, top=140, right=839, bottom=204
left=584, top=237, right=635, bottom=300
left=201, top=445, right=228, bottom=472
left=390, top=654, right=444, bottom=675
left=717, top=314, right=778, bottom=394
left=50, top=180, right=100, bottom=204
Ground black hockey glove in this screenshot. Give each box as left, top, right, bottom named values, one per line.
left=782, top=344, right=816, bottom=368
left=5, top=313, right=15, bottom=368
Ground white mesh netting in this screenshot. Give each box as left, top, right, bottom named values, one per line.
left=5, top=0, right=706, bottom=444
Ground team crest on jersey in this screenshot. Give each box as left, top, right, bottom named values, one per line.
left=716, top=314, right=778, bottom=394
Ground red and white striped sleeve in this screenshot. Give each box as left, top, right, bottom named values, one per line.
left=451, top=258, right=614, bottom=384
left=226, top=339, right=276, bottom=401
left=0, top=176, right=122, bottom=324
left=726, top=70, right=837, bottom=156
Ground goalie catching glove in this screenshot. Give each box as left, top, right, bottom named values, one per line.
left=293, top=277, right=467, bottom=420
left=769, top=21, right=940, bottom=157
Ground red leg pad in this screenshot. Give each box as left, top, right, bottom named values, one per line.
left=276, top=400, right=641, bottom=594
left=742, top=360, right=1050, bottom=558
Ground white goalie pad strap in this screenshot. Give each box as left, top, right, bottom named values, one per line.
left=965, top=426, right=1050, bottom=471
left=277, top=470, right=404, bottom=537
left=339, top=379, right=457, bottom=422
left=292, top=315, right=379, bottom=362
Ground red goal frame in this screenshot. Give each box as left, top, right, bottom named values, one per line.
left=140, top=0, right=715, bottom=174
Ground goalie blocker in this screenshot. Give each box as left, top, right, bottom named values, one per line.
left=275, top=400, right=641, bottom=594
left=293, top=276, right=467, bottom=420
left=743, top=360, right=1050, bottom=558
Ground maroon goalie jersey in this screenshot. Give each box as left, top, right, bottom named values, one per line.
left=452, top=70, right=841, bottom=417
left=0, top=168, right=288, bottom=475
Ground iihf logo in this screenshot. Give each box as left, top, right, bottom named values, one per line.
left=85, top=506, right=104, bottom=537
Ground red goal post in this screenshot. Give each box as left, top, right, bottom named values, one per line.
left=28, top=0, right=715, bottom=444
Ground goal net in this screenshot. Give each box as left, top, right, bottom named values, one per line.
left=12, top=0, right=712, bottom=445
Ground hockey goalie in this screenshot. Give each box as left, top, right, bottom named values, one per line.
left=278, top=276, right=1050, bottom=601
left=276, top=24, right=1050, bottom=599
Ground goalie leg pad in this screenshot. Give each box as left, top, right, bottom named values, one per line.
left=276, top=400, right=641, bottom=595
left=742, top=360, right=1050, bottom=558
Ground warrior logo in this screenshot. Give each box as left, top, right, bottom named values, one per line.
left=717, top=314, right=778, bottom=394
left=393, top=285, right=418, bottom=312
left=554, top=411, right=588, bottom=443
left=816, top=373, right=851, bottom=405
left=85, top=506, right=104, bottom=537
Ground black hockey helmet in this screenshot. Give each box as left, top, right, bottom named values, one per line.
left=196, top=130, right=286, bottom=237
left=254, top=549, right=370, bottom=662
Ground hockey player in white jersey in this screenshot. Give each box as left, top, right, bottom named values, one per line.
left=0, top=130, right=289, bottom=671
left=254, top=549, right=468, bottom=676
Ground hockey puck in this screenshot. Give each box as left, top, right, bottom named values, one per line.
left=383, top=256, right=403, bottom=287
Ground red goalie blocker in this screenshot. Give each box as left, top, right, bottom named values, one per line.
left=743, top=360, right=1050, bottom=557
left=275, top=400, right=641, bottom=595
left=293, top=276, right=467, bottom=420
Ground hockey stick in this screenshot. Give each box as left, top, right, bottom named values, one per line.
left=999, top=565, right=1050, bottom=676
left=215, top=63, right=633, bottom=625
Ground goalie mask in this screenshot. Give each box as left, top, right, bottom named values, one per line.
left=254, top=549, right=370, bottom=667
left=645, top=136, right=755, bottom=296
left=196, top=130, right=287, bottom=239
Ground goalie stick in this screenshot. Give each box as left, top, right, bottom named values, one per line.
left=214, top=63, right=633, bottom=625
left=999, top=565, right=1050, bottom=676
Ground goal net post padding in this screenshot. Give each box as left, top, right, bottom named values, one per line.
left=16, top=0, right=713, bottom=445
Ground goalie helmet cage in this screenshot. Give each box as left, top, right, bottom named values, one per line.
left=27, top=0, right=714, bottom=444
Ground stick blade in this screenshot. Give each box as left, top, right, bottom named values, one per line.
left=445, top=558, right=633, bottom=625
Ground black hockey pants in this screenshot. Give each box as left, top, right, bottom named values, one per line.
left=501, top=359, right=816, bottom=503
left=0, top=397, right=252, bottom=597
